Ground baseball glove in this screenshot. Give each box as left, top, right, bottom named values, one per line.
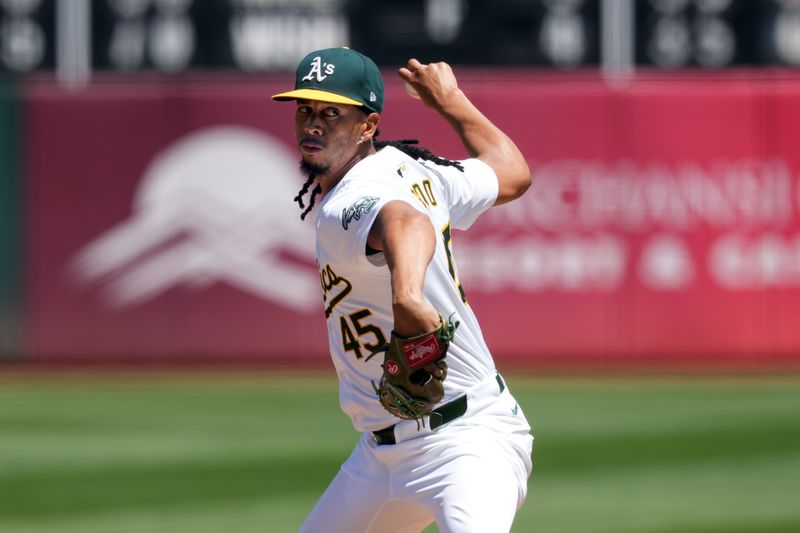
left=367, top=314, right=460, bottom=425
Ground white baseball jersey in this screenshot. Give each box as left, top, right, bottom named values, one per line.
left=315, top=145, right=500, bottom=432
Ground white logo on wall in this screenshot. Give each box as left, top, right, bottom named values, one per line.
left=71, top=126, right=319, bottom=311
left=638, top=233, right=694, bottom=290
left=473, top=158, right=800, bottom=292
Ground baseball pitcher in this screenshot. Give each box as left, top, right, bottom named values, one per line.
left=273, top=47, right=534, bottom=533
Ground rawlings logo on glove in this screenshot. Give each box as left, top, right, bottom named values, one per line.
left=404, top=335, right=441, bottom=366
left=366, top=314, right=460, bottom=426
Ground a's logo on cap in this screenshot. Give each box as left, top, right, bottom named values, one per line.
left=302, top=56, right=335, bottom=83
left=369, top=92, right=376, bottom=102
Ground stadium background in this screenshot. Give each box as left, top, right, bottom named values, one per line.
left=1, top=1, right=800, bottom=532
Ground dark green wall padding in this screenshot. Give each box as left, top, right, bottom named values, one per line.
left=0, top=77, right=21, bottom=360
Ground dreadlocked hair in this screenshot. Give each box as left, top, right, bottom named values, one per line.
left=294, top=175, right=322, bottom=221
left=293, top=136, right=463, bottom=220
left=374, top=138, right=465, bottom=172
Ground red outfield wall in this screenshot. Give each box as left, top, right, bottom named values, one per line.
left=21, top=71, right=800, bottom=367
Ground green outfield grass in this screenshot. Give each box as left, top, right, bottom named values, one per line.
left=1, top=371, right=799, bottom=533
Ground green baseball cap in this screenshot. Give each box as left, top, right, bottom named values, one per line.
left=272, top=47, right=384, bottom=114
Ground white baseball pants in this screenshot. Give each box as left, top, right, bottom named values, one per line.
left=299, top=375, right=534, bottom=533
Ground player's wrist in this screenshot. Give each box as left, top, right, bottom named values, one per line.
left=392, top=300, right=440, bottom=337
left=432, top=87, right=469, bottom=114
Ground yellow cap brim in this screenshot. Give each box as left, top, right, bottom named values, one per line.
left=271, top=88, right=363, bottom=107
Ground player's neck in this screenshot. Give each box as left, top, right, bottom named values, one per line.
left=319, top=143, right=377, bottom=196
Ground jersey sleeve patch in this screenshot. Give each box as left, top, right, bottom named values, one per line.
left=342, top=196, right=380, bottom=230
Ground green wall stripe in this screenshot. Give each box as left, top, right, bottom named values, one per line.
left=0, top=76, right=21, bottom=360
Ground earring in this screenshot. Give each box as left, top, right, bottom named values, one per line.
left=357, top=137, right=364, bottom=145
